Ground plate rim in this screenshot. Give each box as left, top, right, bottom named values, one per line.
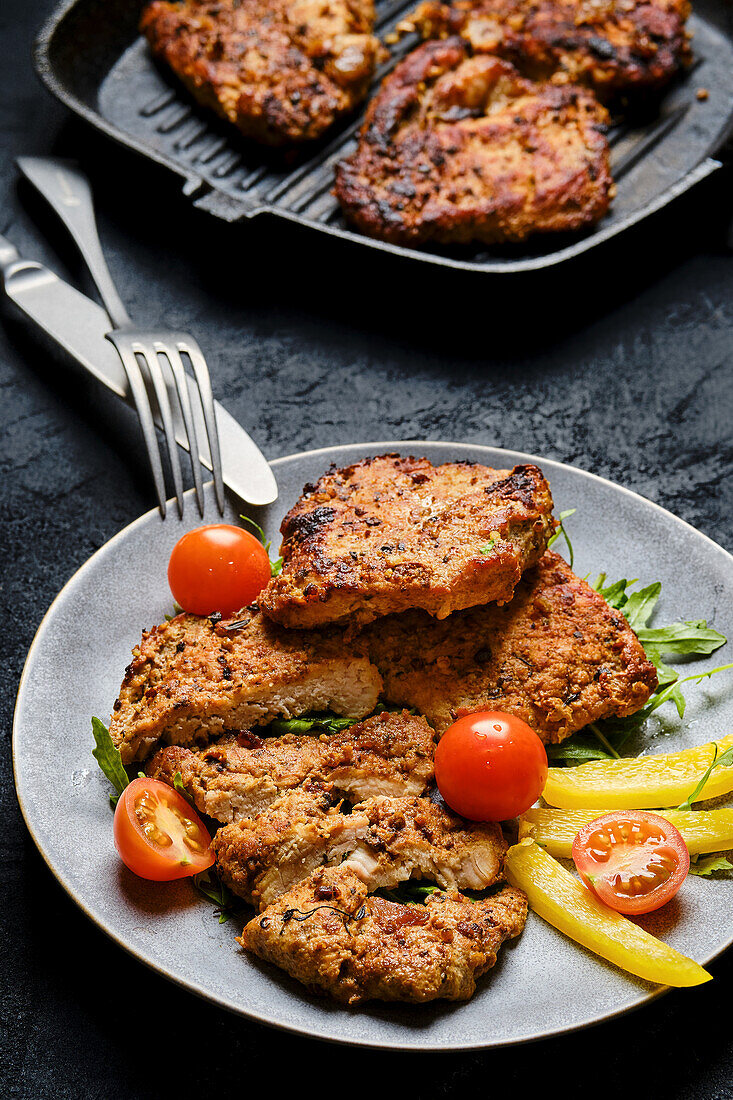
left=12, top=439, right=733, bottom=1050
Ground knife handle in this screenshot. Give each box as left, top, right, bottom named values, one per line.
left=17, top=156, right=131, bottom=329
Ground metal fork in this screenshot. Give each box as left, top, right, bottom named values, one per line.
left=17, top=156, right=224, bottom=519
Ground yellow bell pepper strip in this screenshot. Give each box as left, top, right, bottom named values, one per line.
left=519, top=806, right=733, bottom=859
left=542, top=733, right=733, bottom=811
left=504, top=839, right=712, bottom=987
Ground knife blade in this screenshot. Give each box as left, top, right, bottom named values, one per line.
left=0, top=238, right=278, bottom=507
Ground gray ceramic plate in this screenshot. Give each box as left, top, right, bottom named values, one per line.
left=13, top=441, right=733, bottom=1050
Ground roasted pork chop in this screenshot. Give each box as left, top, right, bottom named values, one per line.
left=412, top=0, right=692, bottom=99
left=147, top=710, right=435, bottom=822
left=242, top=865, right=527, bottom=1003
left=260, top=454, right=554, bottom=628
left=333, top=38, right=613, bottom=248
left=366, top=551, right=657, bottom=742
left=214, top=791, right=507, bottom=908
left=140, top=0, right=384, bottom=146
left=110, top=609, right=381, bottom=763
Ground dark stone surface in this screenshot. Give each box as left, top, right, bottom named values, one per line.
left=1, top=0, right=732, bottom=1095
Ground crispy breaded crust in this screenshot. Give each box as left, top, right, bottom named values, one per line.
left=334, top=39, right=612, bottom=248
left=242, top=865, right=527, bottom=1003
left=214, top=791, right=506, bottom=908
left=140, top=0, right=384, bottom=146
left=147, top=710, right=435, bottom=822
left=110, top=609, right=382, bottom=763
left=260, top=454, right=555, bottom=628
left=413, top=0, right=691, bottom=99
left=365, top=550, right=658, bottom=743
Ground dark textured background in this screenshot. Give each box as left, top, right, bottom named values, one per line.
left=2, top=1, right=733, bottom=1096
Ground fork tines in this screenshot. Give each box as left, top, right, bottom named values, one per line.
left=106, top=331, right=225, bottom=519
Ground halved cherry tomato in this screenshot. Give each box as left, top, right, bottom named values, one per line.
left=113, top=778, right=215, bottom=881
left=168, top=524, right=271, bottom=616
left=434, top=711, right=548, bottom=821
left=572, top=810, right=690, bottom=915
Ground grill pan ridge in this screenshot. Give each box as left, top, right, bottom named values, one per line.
left=34, top=0, right=733, bottom=273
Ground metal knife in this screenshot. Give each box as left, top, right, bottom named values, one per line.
left=0, top=233, right=278, bottom=507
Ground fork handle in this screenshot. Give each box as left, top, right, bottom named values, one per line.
left=17, top=157, right=131, bottom=329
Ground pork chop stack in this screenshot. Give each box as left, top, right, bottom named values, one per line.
left=140, top=0, right=384, bottom=145
left=333, top=37, right=613, bottom=247
left=110, top=452, right=659, bottom=1004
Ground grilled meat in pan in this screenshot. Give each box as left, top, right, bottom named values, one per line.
left=334, top=38, right=613, bottom=247
left=412, top=0, right=692, bottom=99
left=366, top=550, right=658, bottom=742
left=140, top=0, right=385, bottom=146
left=242, top=865, right=527, bottom=1003
left=214, top=790, right=506, bottom=908
left=260, top=454, right=554, bottom=628
left=147, top=710, right=435, bottom=822
left=110, top=608, right=381, bottom=763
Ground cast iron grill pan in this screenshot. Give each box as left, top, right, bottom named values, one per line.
left=35, top=0, right=733, bottom=273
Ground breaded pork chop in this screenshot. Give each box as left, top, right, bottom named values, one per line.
left=242, top=865, right=527, bottom=1003
left=110, top=609, right=381, bottom=763
left=147, top=710, right=435, bottom=822
left=366, top=550, right=657, bottom=742
left=140, top=0, right=384, bottom=146
left=214, top=791, right=507, bottom=908
left=412, top=0, right=691, bottom=100
left=333, top=39, right=612, bottom=248
left=260, top=454, right=554, bottom=628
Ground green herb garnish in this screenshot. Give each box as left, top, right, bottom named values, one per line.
left=91, top=717, right=129, bottom=808
left=547, top=508, right=576, bottom=568
left=267, top=713, right=357, bottom=736
left=172, top=770, right=195, bottom=807
left=688, top=854, right=733, bottom=877
left=193, top=867, right=239, bottom=924
left=478, top=535, right=499, bottom=555
left=676, top=743, right=733, bottom=811
left=240, top=515, right=283, bottom=577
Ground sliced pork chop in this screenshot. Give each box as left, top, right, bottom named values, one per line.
left=110, top=608, right=381, bottom=763
left=214, top=792, right=506, bottom=908
left=147, top=710, right=435, bottom=823
left=242, top=865, right=527, bottom=1003
left=260, top=454, right=554, bottom=629
left=366, top=550, right=658, bottom=743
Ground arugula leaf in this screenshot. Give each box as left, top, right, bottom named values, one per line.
left=172, top=770, right=195, bottom=807
left=622, top=582, right=661, bottom=629
left=240, top=515, right=282, bottom=578
left=688, top=854, right=733, bottom=877
left=547, top=509, right=576, bottom=568
left=267, top=713, right=356, bottom=736
left=546, top=740, right=615, bottom=763
left=91, top=718, right=129, bottom=805
left=636, top=622, right=727, bottom=657
left=193, top=867, right=239, bottom=924
left=591, top=575, right=636, bottom=610
left=645, top=662, right=733, bottom=720
left=676, top=743, right=733, bottom=810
